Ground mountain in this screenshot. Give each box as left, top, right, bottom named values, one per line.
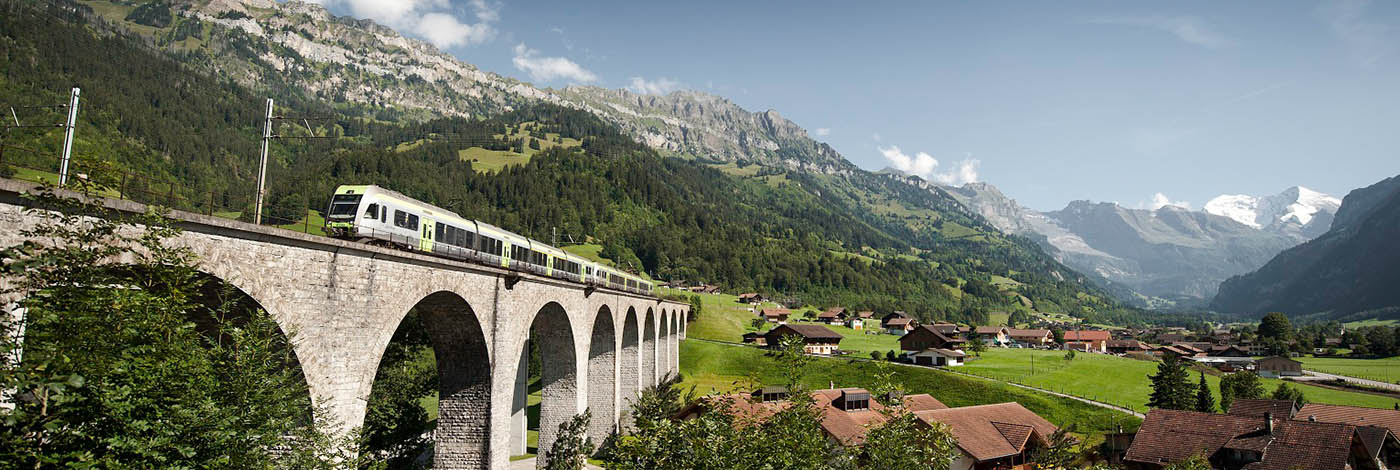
left=946, top=182, right=1302, bottom=307
left=1, top=0, right=1168, bottom=325
left=1212, top=175, right=1400, bottom=321
left=1203, top=186, right=1340, bottom=241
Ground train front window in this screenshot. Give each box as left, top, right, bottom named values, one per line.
left=328, top=194, right=362, bottom=218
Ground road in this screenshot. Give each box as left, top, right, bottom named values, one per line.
left=1300, top=369, right=1400, bottom=393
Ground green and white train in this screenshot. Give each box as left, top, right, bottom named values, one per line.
left=323, top=185, right=654, bottom=296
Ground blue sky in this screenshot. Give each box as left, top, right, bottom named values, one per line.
left=308, top=0, right=1400, bottom=211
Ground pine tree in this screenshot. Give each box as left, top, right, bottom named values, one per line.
left=1195, top=371, right=1216, bottom=413
left=1270, top=382, right=1306, bottom=408
left=1148, top=355, right=1192, bottom=410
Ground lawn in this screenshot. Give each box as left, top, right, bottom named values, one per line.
left=680, top=291, right=780, bottom=343
left=1297, top=356, right=1400, bottom=384
left=678, top=340, right=1140, bottom=441
left=959, top=348, right=1400, bottom=413
left=272, top=208, right=327, bottom=236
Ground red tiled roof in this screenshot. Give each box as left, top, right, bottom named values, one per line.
left=1008, top=328, right=1051, bottom=339
left=764, top=324, right=842, bottom=342
left=914, top=403, right=1058, bottom=462
left=1063, top=330, right=1111, bottom=342
left=690, top=388, right=949, bottom=447
left=1228, top=399, right=1298, bottom=420
left=1125, top=408, right=1365, bottom=470
left=1298, top=403, right=1400, bottom=436
left=760, top=307, right=790, bottom=318
left=885, top=317, right=914, bottom=327
left=903, top=394, right=949, bottom=412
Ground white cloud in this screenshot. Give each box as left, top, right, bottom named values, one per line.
left=512, top=43, right=598, bottom=83
left=1146, top=192, right=1192, bottom=210
left=814, top=128, right=831, bottom=137
left=1087, top=16, right=1232, bottom=49
left=1317, top=0, right=1396, bottom=67
left=312, top=0, right=497, bottom=49
left=872, top=133, right=882, bottom=142
left=878, top=145, right=980, bottom=187
left=626, top=76, right=681, bottom=95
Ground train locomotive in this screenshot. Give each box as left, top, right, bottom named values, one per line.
left=323, top=185, right=654, bottom=296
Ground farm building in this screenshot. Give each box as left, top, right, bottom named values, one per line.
left=913, top=403, right=1060, bottom=470
left=817, top=307, right=848, bottom=325
left=1125, top=405, right=1400, bottom=470
left=1063, top=330, right=1111, bottom=353
left=763, top=324, right=843, bottom=355
left=1008, top=328, right=1053, bottom=347
left=1256, top=356, right=1303, bottom=378
left=741, top=331, right=767, bottom=346
left=759, top=307, right=790, bottom=324
left=1107, top=339, right=1149, bottom=355
left=737, top=293, right=766, bottom=304
left=900, top=325, right=968, bottom=366
left=883, top=316, right=917, bottom=336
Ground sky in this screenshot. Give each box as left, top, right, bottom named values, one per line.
left=304, top=0, right=1400, bottom=211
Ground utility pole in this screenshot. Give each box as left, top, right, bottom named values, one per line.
left=58, top=87, right=79, bottom=187
left=254, top=98, right=273, bottom=225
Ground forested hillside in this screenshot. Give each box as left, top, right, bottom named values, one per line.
left=0, top=0, right=1171, bottom=326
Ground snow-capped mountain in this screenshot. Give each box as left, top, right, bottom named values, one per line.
left=1204, top=186, right=1341, bottom=241
left=945, top=182, right=1333, bottom=308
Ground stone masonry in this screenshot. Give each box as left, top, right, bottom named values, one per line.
left=0, top=180, right=686, bottom=470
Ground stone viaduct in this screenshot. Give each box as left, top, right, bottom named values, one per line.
left=0, top=179, right=688, bottom=469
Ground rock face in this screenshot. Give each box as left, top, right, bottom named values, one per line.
left=1212, top=175, right=1400, bottom=319
left=946, top=182, right=1303, bottom=307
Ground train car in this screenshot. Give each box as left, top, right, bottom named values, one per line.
left=324, top=185, right=653, bottom=295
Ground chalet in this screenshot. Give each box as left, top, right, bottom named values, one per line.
left=1124, top=407, right=1400, bottom=470
left=1171, top=343, right=1207, bottom=357
left=900, top=325, right=967, bottom=366
left=763, top=324, right=843, bottom=355
left=931, top=322, right=961, bottom=335
left=678, top=387, right=949, bottom=446
left=737, top=293, right=765, bottom=304
left=1008, top=328, right=1053, bottom=347
left=913, top=403, right=1060, bottom=470
left=1063, top=330, right=1111, bottom=353
left=1154, top=344, right=1199, bottom=359
left=817, top=307, right=848, bottom=325
left=857, top=311, right=874, bottom=319
left=1257, top=356, right=1303, bottom=378
left=741, top=331, right=767, bottom=346
left=1207, top=345, right=1251, bottom=358
left=881, top=311, right=911, bottom=326
left=1107, top=339, right=1149, bottom=355
left=759, top=307, right=790, bottom=324
left=689, top=284, right=721, bottom=294
left=882, top=312, right=918, bottom=336
left=961, top=326, right=1011, bottom=346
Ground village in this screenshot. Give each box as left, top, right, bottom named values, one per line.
left=663, top=287, right=1400, bottom=470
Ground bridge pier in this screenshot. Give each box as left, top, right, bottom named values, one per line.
left=0, top=181, right=690, bottom=470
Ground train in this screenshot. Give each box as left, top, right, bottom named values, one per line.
left=323, top=184, right=655, bottom=296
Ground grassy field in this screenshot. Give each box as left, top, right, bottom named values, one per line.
left=679, top=340, right=1139, bottom=442
left=454, top=122, right=584, bottom=173
left=272, top=209, right=327, bottom=236
left=959, top=348, right=1400, bottom=413
left=1297, top=356, right=1400, bottom=384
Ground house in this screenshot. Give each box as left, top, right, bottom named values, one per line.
left=913, top=403, right=1060, bottom=470
left=1156, top=333, right=1188, bottom=344
left=856, top=311, right=874, bottom=319
left=737, top=293, right=765, bottom=304
left=882, top=314, right=918, bottom=336
left=900, top=325, right=967, bottom=366
left=763, top=324, right=843, bottom=355
left=689, top=284, right=720, bottom=294
left=931, top=322, right=962, bottom=335
left=677, top=387, right=948, bottom=446
left=962, top=326, right=1011, bottom=346
left=817, top=307, right=847, bottom=325
left=741, top=331, right=768, bottom=346
left=1154, top=344, right=1200, bottom=359
left=1257, top=356, right=1303, bottom=378
left=1008, top=328, right=1053, bottom=347
left=1063, top=330, right=1111, bottom=353
left=1124, top=407, right=1400, bottom=470
left=1208, top=345, right=1252, bottom=357
left=1171, top=343, right=1207, bottom=357
left=1107, top=339, right=1149, bottom=355
left=759, top=307, right=790, bottom=324
left=846, top=317, right=864, bottom=331
left=1298, top=403, right=1400, bottom=437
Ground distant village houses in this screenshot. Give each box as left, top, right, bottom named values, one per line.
left=882, top=312, right=918, bottom=336
left=763, top=324, right=843, bottom=356
left=900, top=325, right=967, bottom=366
left=759, top=307, right=790, bottom=324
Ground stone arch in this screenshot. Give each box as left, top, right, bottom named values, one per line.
left=524, top=301, right=578, bottom=466
left=381, top=290, right=492, bottom=469
left=619, top=306, right=641, bottom=429
left=586, top=305, right=617, bottom=447
left=668, top=309, right=678, bottom=376
left=643, top=307, right=657, bottom=387
left=662, top=309, right=674, bottom=377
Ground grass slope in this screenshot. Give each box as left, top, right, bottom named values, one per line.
left=678, top=340, right=1139, bottom=441
left=1297, top=356, right=1400, bottom=384
left=959, top=348, right=1400, bottom=413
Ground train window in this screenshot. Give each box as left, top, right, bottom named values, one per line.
left=363, top=203, right=379, bottom=219
left=434, top=223, right=446, bottom=241
left=393, top=210, right=419, bottom=230
left=328, top=194, right=362, bottom=218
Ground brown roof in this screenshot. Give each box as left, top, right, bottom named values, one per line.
left=764, top=323, right=843, bottom=342
left=885, top=317, right=914, bottom=327
left=857, top=311, right=874, bottom=318
left=1008, top=328, right=1051, bottom=339
left=1107, top=339, right=1146, bottom=349
left=1063, top=330, right=1111, bottom=342
left=914, top=403, right=1058, bottom=462
left=1125, top=408, right=1366, bottom=470
left=903, top=394, right=949, bottom=412
left=760, top=307, right=790, bottom=318
left=1258, top=356, right=1302, bottom=366
left=1299, top=403, right=1400, bottom=436
left=900, top=325, right=967, bottom=351
left=1228, top=399, right=1299, bottom=420
left=691, top=388, right=950, bottom=446
left=973, top=326, right=1009, bottom=335
left=817, top=307, right=845, bottom=319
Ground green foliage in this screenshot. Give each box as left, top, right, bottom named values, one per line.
left=1164, top=455, right=1211, bottom=470
left=0, top=185, right=352, bottom=467
left=360, top=311, right=436, bottom=468
left=966, top=333, right=987, bottom=356
left=1195, top=371, right=1216, bottom=413
left=1030, top=426, right=1080, bottom=470
left=1218, top=371, right=1264, bottom=413
left=544, top=410, right=595, bottom=470
left=687, top=295, right=703, bottom=323
left=125, top=1, right=173, bottom=28
left=1258, top=312, right=1294, bottom=342
left=1147, top=355, right=1192, bottom=410
left=860, top=412, right=957, bottom=470
left=1270, top=382, right=1306, bottom=408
